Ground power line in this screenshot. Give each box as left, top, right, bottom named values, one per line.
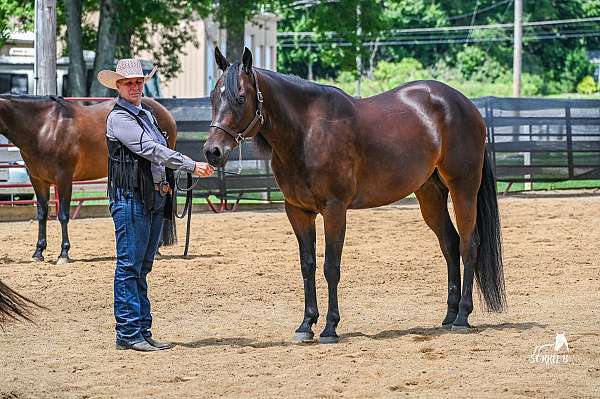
left=278, top=26, right=600, bottom=45
left=279, top=30, right=600, bottom=47
left=278, top=16, right=600, bottom=37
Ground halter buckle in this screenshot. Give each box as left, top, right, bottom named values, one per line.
left=257, top=90, right=263, bottom=103
left=256, top=110, right=264, bottom=124
left=235, top=133, right=246, bottom=144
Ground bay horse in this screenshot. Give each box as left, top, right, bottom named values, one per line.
left=0, top=96, right=177, bottom=264
left=204, top=48, right=506, bottom=343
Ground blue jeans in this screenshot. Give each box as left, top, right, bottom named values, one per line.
left=110, top=189, right=165, bottom=346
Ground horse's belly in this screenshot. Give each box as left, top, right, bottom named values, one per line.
left=350, top=160, right=436, bottom=209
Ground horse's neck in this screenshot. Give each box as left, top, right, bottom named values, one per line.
left=260, top=73, right=320, bottom=166
left=0, top=100, right=44, bottom=151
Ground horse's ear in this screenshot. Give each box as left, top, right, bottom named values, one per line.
left=215, top=46, right=230, bottom=71
left=242, top=47, right=252, bottom=74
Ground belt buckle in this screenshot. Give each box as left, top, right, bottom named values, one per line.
left=158, top=181, right=170, bottom=197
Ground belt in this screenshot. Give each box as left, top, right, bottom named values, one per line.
left=154, top=182, right=172, bottom=195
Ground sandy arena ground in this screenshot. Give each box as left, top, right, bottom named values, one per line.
left=0, top=194, right=599, bottom=398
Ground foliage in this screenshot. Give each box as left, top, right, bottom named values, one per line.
left=0, top=0, right=34, bottom=47
left=113, top=0, right=211, bottom=80
left=318, top=57, right=546, bottom=98
left=576, top=75, right=598, bottom=94
left=279, top=0, right=600, bottom=96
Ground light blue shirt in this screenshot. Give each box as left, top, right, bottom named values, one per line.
left=107, top=97, right=195, bottom=183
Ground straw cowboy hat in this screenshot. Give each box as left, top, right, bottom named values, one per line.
left=97, top=59, right=158, bottom=90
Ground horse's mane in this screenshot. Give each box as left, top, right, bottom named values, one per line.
left=222, top=66, right=351, bottom=158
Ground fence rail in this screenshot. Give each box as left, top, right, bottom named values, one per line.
left=2, top=96, right=599, bottom=214
left=472, top=97, right=600, bottom=185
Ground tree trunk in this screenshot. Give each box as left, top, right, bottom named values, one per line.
left=35, top=0, right=57, bottom=95
left=224, top=9, right=245, bottom=61
left=64, top=0, right=86, bottom=96
left=90, top=0, right=118, bottom=96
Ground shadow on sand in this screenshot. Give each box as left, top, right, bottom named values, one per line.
left=174, top=322, right=546, bottom=349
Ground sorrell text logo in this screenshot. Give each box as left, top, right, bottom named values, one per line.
left=530, top=333, right=570, bottom=365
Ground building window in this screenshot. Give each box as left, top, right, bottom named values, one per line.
left=0, top=73, right=28, bottom=94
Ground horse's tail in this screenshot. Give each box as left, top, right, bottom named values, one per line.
left=0, top=279, right=41, bottom=323
left=475, top=151, right=506, bottom=312
left=161, top=193, right=178, bottom=246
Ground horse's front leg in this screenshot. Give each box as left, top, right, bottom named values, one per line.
left=320, top=203, right=347, bottom=344
left=55, top=178, right=73, bottom=265
left=30, top=177, right=50, bottom=262
left=285, top=202, right=318, bottom=343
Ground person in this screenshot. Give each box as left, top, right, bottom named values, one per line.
left=98, top=59, right=213, bottom=352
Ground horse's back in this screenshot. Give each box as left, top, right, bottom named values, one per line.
left=312, top=80, right=486, bottom=208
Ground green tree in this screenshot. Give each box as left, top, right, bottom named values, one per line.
left=0, top=1, right=34, bottom=47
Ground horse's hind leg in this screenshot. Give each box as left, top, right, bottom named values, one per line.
left=285, top=202, right=319, bottom=343
left=415, top=172, right=461, bottom=327
left=55, top=175, right=73, bottom=264
left=446, top=177, right=482, bottom=330
left=30, top=177, right=50, bottom=262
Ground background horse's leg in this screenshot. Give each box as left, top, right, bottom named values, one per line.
left=55, top=176, right=73, bottom=264
left=415, top=172, right=461, bottom=328
left=285, top=202, right=318, bottom=343
left=30, top=177, right=50, bottom=262
left=447, top=181, right=480, bottom=330
left=320, top=204, right=347, bottom=344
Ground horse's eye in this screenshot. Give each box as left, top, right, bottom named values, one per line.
left=237, top=96, right=246, bottom=105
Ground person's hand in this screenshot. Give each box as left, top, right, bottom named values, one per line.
left=193, top=162, right=214, bottom=177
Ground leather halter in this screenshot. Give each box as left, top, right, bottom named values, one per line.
left=209, top=69, right=264, bottom=144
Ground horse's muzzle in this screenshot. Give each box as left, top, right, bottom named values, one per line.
left=203, top=144, right=230, bottom=168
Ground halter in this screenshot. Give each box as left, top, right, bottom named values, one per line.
left=209, top=69, right=264, bottom=145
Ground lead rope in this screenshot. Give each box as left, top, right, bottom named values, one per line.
left=174, top=171, right=197, bottom=256
left=173, top=165, right=245, bottom=257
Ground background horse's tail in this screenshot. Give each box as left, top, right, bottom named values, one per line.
left=475, top=151, right=507, bottom=312
left=0, top=279, right=41, bottom=323
left=161, top=191, right=178, bottom=246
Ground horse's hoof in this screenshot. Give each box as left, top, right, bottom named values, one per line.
left=56, top=257, right=71, bottom=265
left=451, top=324, right=471, bottom=333
left=442, top=323, right=453, bottom=330
left=292, top=331, right=314, bottom=344
left=319, top=336, right=339, bottom=344
left=32, top=255, right=44, bottom=262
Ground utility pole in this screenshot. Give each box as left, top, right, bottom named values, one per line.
left=355, top=2, right=362, bottom=97
left=34, top=0, right=57, bottom=95
left=512, top=0, right=523, bottom=97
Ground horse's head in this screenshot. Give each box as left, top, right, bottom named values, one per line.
left=204, top=47, right=264, bottom=167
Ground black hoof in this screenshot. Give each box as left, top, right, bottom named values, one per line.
left=451, top=324, right=471, bottom=332
left=32, top=255, right=44, bottom=262
left=292, top=331, right=314, bottom=344
left=442, top=323, right=453, bottom=330
left=56, top=257, right=71, bottom=265
left=442, top=313, right=457, bottom=326
left=319, top=335, right=339, bottom=344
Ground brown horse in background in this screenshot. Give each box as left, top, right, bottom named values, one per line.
left=0, top=96, right=177, bottom=264
left=204, top=48, right=506, bottom=343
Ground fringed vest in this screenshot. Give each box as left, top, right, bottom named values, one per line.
left=107, top=103, right=175, bottom=219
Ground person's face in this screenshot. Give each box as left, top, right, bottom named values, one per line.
left=116, top=77, right=144, bottom=105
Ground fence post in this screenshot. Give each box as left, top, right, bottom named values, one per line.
left=565, top=104, right=574, bottom=179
